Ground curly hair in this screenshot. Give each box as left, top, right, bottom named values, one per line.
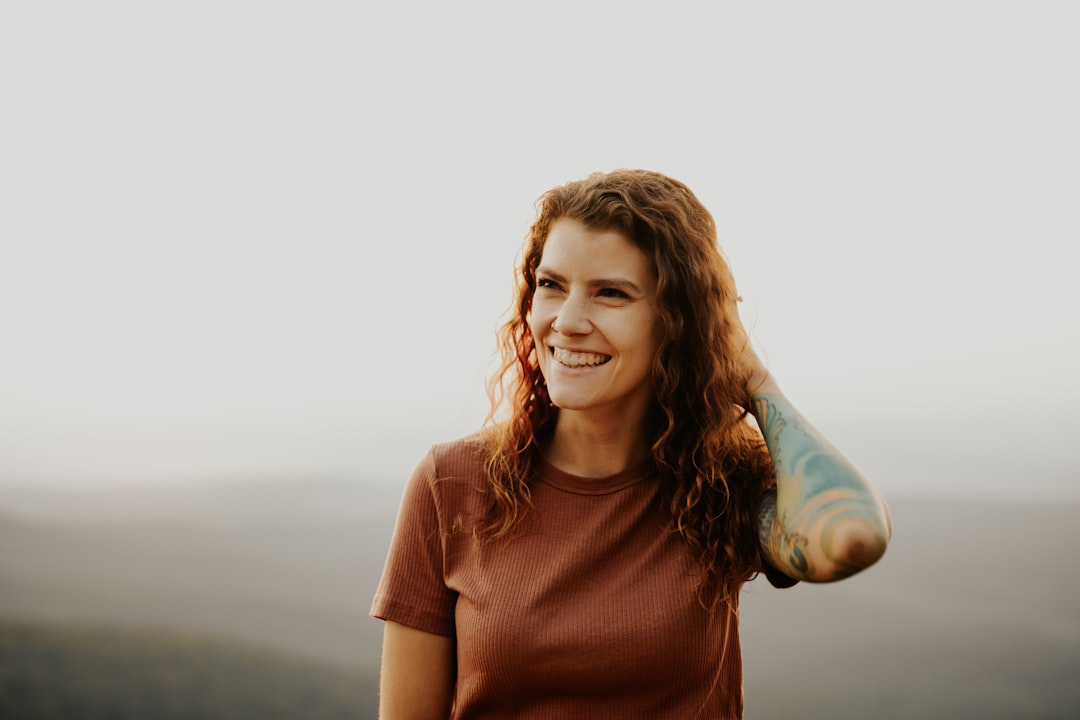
left=482, top=169, right=774, bottom=607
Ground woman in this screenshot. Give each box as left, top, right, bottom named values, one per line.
left=371, top=169, right=891, bottom=718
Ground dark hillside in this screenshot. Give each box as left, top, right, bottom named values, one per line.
left=2, top=484, right=1078, bottom=718
left=0, top=618, right=377, bottom=720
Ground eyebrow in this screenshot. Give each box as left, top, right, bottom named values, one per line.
left=536, top=267, right=645, bottom=295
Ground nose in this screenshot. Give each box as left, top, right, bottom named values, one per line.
left=552, top=292, right=591, bottom=335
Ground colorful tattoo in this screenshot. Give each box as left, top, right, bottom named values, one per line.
left=753, top=393, right=889, bottom=581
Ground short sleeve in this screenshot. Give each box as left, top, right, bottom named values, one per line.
left=370, top=449, right=459, bottom=636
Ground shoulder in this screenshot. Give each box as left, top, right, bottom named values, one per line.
left=411, top=432, right=490, bottom=519
left=426, top=432, right=488, bottom=482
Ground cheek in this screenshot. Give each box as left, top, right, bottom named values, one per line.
left=526, top=312, right=546, bottom=350
left=641, top=318, right=667, bottom=363
left=528, top=297, right=555, bottom=332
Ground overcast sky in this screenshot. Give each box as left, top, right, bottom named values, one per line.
left=1, top=2, right=1076, bottom=497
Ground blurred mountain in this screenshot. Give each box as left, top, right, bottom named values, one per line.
left=1, top=481, right=1078, bottom=718
left=0, top=479, right=399, bottom=669
left=0, top=617, right=375, bottom=719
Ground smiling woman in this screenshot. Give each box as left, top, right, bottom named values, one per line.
left=530, top=219, right=664, bottom=438
left=371, top=169, right=891, bottom=719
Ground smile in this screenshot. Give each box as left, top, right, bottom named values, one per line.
left=552, top=347, right=611, bottom=367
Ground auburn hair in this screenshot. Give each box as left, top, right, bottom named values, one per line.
left=482, top=169, right=774, bottom=606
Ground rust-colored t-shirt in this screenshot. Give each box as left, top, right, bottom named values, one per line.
left=371, top=436, right=783, bottom=719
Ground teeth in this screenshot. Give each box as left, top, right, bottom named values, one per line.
left=553, top=347, right=610, bottom=367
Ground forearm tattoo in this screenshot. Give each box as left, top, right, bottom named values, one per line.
left=753, top=394, right=888, bottom=581
left=757, top=492, right=810, bottom=576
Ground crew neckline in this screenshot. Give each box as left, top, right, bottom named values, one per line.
left=537, top=458, right=652, bottom=495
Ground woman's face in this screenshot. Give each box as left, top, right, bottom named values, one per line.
left=529, top=217, right=664, bottom=425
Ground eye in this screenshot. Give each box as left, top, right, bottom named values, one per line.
left=598, top=287, right=630, bottom=300
left=536, top=277, right=562, bottom=291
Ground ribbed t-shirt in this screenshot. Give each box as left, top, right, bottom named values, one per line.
left=371, top=435, right=786, bottom=719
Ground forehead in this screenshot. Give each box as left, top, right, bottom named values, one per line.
left=539, top=218, right=655, bottom=280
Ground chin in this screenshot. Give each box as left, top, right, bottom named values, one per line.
left=545, top=392, right=590, bottom=411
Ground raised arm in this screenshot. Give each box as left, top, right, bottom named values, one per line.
left=744, top=346, right=891, bottom=583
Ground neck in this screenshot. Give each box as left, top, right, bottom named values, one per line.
left=545, top=410, right=651, bottom=478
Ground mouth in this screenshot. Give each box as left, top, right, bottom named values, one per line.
left=552, top=347, right=611, bottom=368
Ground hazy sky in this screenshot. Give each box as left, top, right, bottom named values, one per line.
left=1, top=3, right=1077, bottom=496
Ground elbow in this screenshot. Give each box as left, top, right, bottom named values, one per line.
left=806, top=516, right=891, bottom=583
